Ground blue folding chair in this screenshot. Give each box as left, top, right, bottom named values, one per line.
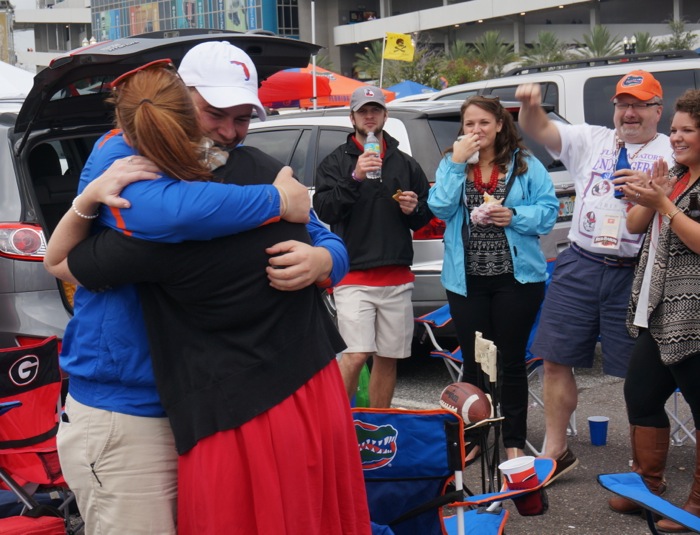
left=353, top=408, right=556, bottom=535
left=599, top=472, right=700, bottom=535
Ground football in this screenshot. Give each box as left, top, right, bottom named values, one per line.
left=439, top=382, right=492, bottom=425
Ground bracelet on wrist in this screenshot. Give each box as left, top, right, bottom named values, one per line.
left=71, top=195, right=99, bottom=220
left=351, top=171, right=364, bottom=182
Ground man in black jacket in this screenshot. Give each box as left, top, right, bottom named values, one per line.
left=313, top=86, right=433, bottom=407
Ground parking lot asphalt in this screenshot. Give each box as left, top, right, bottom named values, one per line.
left=393, top=345, right=697, bottom=535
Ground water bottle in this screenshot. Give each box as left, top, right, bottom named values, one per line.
left=364, top=131, right=381, bottom=180
left=613, top=141, right=630, bottom=199
left=689, top=192, right=700, bottom=222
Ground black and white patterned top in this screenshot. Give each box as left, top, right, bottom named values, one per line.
left=463, top=177, right=513, bottom=276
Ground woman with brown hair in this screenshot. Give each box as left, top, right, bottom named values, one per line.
left=428, top=95, right=558, bottom=460
left=609, top=89, right=700, bottom=533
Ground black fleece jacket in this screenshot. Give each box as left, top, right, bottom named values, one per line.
left=313, top=131, right=433, bottom=271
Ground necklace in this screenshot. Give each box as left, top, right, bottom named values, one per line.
left=615, top=134, right=659, bottom=163
left=472, top=164, right=500, bottom=195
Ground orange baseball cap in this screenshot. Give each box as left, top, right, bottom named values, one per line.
left=612, top=70, right=663, bottom=101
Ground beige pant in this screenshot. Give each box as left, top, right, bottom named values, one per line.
left=57, top=395, right=178, bottom=535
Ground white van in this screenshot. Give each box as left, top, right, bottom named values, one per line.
left=403, top=50, right=700, bottom=131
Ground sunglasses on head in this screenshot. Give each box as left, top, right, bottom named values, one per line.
left=109, top=59, right=177, bottom=90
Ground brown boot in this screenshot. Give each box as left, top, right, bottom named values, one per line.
left=609, top=425, right=669, bottom=514
left=656, top=431, right=700, bottom=533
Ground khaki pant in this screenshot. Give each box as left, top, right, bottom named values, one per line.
left=57, top=395, right=178, bottom=534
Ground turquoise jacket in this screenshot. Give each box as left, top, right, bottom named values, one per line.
left=428, top=150, right=558, bottom=297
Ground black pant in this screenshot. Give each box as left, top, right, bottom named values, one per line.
left=447, top=274, right=545, bottom=449
left=625, top=329, right=700, bottom=429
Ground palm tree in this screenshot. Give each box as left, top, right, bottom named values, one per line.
left=313, top=53, right=335, bottom=72
left=353, top=41, right=383, bottom=81
left=573, top=25, right=622, bottom=58
left=657, top=19, right=698, bottom=51
left=521, top=31, right=572, bottom=66
left=447, top=40, right=471, bottom=60
left=631, top=32, right=658, bottom=54
left=471, top=30, right=517, bottom=78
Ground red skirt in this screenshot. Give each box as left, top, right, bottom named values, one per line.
left=177, top=360, right=371, bottom=535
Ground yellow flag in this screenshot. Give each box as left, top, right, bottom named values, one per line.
left=384, top=32, right=415, bottom=62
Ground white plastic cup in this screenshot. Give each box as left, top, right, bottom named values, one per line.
left=499, top=455, right=536, bottom=484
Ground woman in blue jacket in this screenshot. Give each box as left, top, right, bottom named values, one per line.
left=428, top=95, right=558, bottom=460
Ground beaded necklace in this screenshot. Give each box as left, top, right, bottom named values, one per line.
left=472, top=164, right=500, bottom=195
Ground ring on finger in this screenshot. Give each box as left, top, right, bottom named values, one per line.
left=635, top=192, right=641, bottom=199
left=127, top=157, right=134, bottom=164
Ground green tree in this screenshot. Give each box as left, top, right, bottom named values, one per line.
left=353, top=40, right=383, bottom=81
left=573, top=25, right=622, bottom=58
left=446, top=40, right=471, bottom=60
left=630, top=32, right=658, bottom=53
left=657, top=19, right=698, bottom=51
left=441, top=57, right=486, bottom=87
left=471, top=30, right=517, bottom=78
left=521, top=31, right=572, bottom=65
left=313, top=53, right=335, bottom=72
left=384, top=46, right=446, bottom=88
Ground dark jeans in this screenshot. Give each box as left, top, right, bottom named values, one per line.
left=447, top=273, right=545, bottom=449
left=625, top=329, right=700, bottom=429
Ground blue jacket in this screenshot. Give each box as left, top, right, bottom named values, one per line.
left=62, top=132, right=348, bottom=417
left=428, top=150, right=558, bottom=297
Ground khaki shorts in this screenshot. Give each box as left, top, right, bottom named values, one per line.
left=333, top=283, right=414, bottom=358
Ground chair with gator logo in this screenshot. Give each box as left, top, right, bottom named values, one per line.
left=0, top=336, right=81, bottom=534
left=352, top=408, right=556, bottom=535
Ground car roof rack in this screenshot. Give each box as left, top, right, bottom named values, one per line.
left=504, top=49, right=699, bottom=76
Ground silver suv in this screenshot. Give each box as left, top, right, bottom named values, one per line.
left=0, top=30, right=318, bottom=345
left=246, top=101, right=574, bottom=319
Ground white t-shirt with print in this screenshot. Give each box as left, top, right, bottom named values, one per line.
left=551, top=122, right=673, bottom=257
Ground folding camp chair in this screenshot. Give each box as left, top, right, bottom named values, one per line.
left=0, top=336, right=81, bottom=534
left=353, top=408, right=556, bottom=535
left=599, top=472, right=700, bottom=535
left=666, top=389, right=696, bottom=446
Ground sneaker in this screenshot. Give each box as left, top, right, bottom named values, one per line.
left=544, top=448, right=579, bottom=487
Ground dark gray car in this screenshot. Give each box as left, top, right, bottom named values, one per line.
left=0, top=30, right=318, bottom=345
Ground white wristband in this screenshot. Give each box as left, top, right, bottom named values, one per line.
left=71, top=195, right=99, bottom=220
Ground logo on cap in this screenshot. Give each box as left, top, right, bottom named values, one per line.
left=364, top=88, right=376, bottom=97
left=621, top=75, right=644, bottom=88
left=230, top=60, right=250, bottom=81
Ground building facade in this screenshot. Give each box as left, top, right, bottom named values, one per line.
left=11, top=0, right=700, bottom=75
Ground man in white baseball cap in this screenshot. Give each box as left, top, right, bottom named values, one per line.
left=179, top=40, right=266, bottom=120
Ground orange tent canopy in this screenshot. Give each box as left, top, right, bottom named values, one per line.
left=259, top=71, right=331, bottom=107
left=293, top=66, right=395, bottom=108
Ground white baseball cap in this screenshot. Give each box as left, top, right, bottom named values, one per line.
left=178, top=41, right=267, bottom=121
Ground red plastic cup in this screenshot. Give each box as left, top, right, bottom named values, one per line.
left=499, top=456, right=548, bottom=516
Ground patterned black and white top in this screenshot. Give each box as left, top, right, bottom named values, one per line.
left=628, top=172, right=700, bottom=365
left=463, top=178, right=513, bottom=277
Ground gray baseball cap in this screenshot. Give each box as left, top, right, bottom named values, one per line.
left=350, top=86, right=386, bottom=111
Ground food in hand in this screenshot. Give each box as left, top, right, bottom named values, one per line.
left=483, top=192, right=502, bottom=204
left=392, top=189, right=403, bottom=202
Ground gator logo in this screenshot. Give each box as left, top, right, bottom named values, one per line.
left=621, top=75, right=644, bottom=88
left=354, top=419, right=398, bottom=470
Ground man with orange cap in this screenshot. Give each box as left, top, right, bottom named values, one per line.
left=515, top=71, right=674, bottom=491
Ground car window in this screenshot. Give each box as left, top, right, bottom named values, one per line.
left=488, top=83, right=558, bottom=111
left=289, top=129, right=312, bottom=184
left=584, top=69, right=700, bottom=131
left=433, top=89, right=478, bottom=102
left=244, top=127, right=303, bottom=166
left=313, top=128, right=352, bottom=186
